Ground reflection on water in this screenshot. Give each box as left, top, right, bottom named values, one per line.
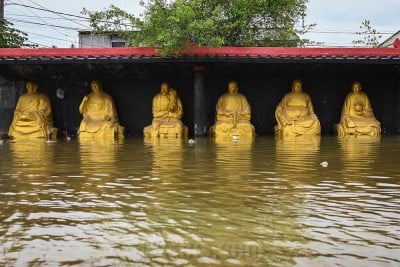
left=214, top=137, right=253, bottom=178
left=79, top=141, right=119, bottom=175
left=9, top=140, right=56, bottom=176
left=0, top=136, right=399, bottom=266
left=339, top=136, right=381, bottom=178
left=145, top=137, right=184, bottom=180
left=275, top=136, right=321, bottom=178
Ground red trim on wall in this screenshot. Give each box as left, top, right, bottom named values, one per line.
left=0, top=47, right=400, bottom=59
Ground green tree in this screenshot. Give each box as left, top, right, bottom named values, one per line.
left=0, top=19, right=34, bottom=48
left=352, top=19, right=382, bottom=47
left=82, top=0, right=312, bottom=54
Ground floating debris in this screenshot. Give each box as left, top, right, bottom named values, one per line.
left=320, top=161, right=328, bottom=167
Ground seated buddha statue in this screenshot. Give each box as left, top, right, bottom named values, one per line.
left=8, top=81, right=57, bottom=140
left=78, top=80, right=124, bottom=141
left=209, top=81, right=255, bottom=138
left=275, top=80, right=321, bottom=138
left=337, top=81, right=380, bottom=137
left=143, top=82, right=188, bottom=138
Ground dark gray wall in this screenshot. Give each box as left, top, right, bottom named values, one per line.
left=0, top=62, right=399, bottom=137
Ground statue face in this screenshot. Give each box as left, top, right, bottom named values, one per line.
left=352, top=83, right=361, bottom=93
left=160, top=83, right=169, bottom=96
left=91, top=81, right=101, bottom=92
left=228, top=82, right=238, bottom=94
left=292, top=81, right=302, bottom=93
left=26, top=82, right=37, bottom=93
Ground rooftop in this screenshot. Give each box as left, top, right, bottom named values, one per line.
left=0, top=47, right=400, bottom=64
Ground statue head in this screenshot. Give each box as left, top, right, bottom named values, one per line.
left=227, top=81, right=239, bottom=94
left=160, top=82, right=170, bottom=96
left=291, top=80, right=302, bottom=93
left=90, top=80, right=103, bottom=93
left=352, top=81, right=362, bottom=93
left=26, top=81, right=38, bottom=93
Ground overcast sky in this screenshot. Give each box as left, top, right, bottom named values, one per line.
left=4, top=0, right=400, bottom=48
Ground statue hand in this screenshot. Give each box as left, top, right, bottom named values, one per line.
left=81, top=96, right=89, bottom=106
left=23, top=111, right=36, bottom=119
left=221, top=110, right=233, bottom=116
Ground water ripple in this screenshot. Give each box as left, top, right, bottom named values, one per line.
left=0, top=137, right=399, bottom=266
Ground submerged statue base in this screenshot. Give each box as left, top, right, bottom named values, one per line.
left=337, top=120, right=380, bottom=138
left=210, top=123, right=255, bottom=138
left=144, top=124, right=188, bottom=138
left=274, top=122, right=320, bottom=138
left=10, top=129, right=57, bottom=140
left=79, top=125, right=124, bottom=141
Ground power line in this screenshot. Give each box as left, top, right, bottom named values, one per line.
left=9, top=18, right=83, bottom=30
left=7, top=1, right=91, bottom=20
left=308, top=30, right=395, bottom=35
left=24, top=39, right=52, bottom=47
left=24, top=30, right=77, bottom=43
left=26, top=0, right=88, bottom=28
left=7, top=1, right=133, bottom=27
left=14, top=0, right=77, bottom=40
left=7, top=13, right=88, bottom=22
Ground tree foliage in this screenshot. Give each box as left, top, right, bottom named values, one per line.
left=83, top=0, right=312, bottom=54
left=0, top=20, right=35, bottom=48
left=352, top=19, right=382, bottom=47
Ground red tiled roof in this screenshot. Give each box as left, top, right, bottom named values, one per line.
left=1, top=47, right=400, bottom=63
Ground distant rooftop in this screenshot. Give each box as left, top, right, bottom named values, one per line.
left=0, top=47, right=400, bottom=64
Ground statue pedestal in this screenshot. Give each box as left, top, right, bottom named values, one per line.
left=144, top=124, right=188, bottom=138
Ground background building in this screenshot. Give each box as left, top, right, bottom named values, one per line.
left=78, top=31, right=127, bottom=48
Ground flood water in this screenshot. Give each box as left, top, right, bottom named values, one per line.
left=0, top=136, right=399, bottom=266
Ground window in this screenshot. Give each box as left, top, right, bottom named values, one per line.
left=111, top=41, right=126, bottom=48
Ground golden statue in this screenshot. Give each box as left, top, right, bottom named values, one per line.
left=78, top=80, right=124, bottom=141
left=8, top=81, right=57, bottom=140
left=337, top=81, right=381, bottom=137
left=143, top=82, right=188, bottom=138
left=210, top=81, right=255, bottom=138
left=275, top=80, right=321, bottom=138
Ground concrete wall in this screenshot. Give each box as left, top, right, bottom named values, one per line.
left=0, top=62, right=399, bottom=137
left=0, top=75, right=23, bottom=136
left=79, top=33, right=127, bottom=48
left=79, top=34, right=113, bottom=48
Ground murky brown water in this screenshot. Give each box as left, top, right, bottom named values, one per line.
left=0, top=136, right=399, bottom=266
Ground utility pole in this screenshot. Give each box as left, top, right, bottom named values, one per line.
left=0, top=0, right=4, bottom=25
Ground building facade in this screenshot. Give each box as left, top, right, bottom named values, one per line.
left=78, top=31, right=127, bottom=48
